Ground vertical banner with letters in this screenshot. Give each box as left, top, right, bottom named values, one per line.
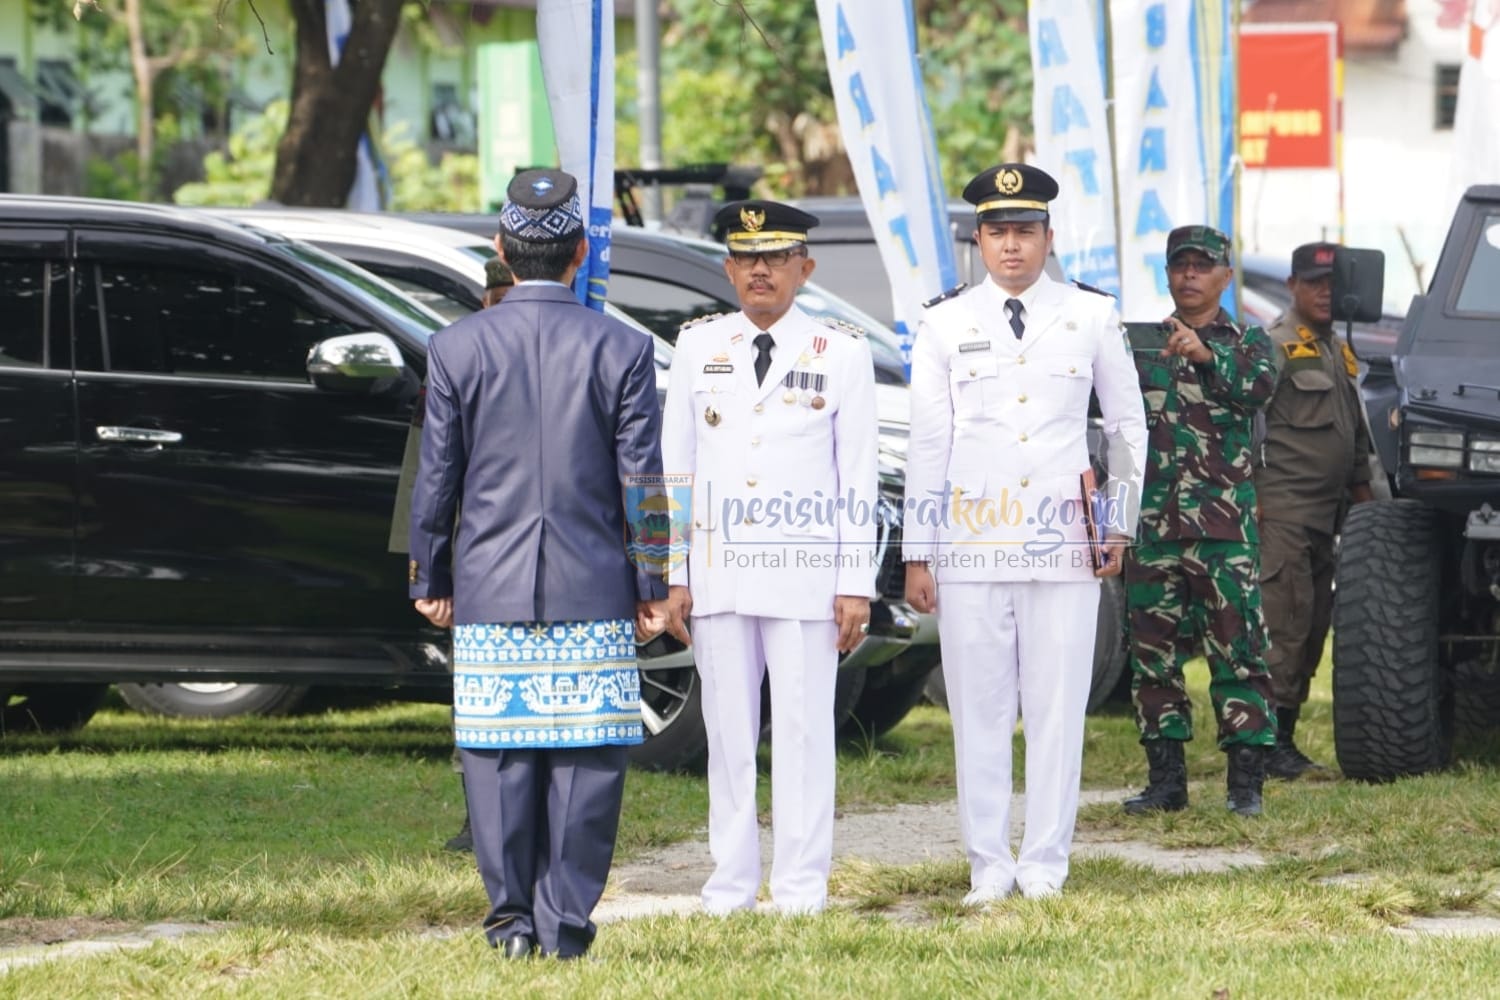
left=816, top=0, right=958, bottom=374
left=537, top=0, right=614, bottom=311
left=1029, top=0, right=1121, bottom=296
left=1109, top=0, right=1236, bottom=320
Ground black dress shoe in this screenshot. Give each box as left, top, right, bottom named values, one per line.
left=500, top=934, right=536, bottom=959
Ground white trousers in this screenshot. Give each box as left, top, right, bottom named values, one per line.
left=692, top=612, right=839, bottom=914
left=938, top=580, right=1100, bottom=894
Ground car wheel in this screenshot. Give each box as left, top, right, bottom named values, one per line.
left=841, top=648, right=940, bottom=740
left=628, top=634, right=708, bottom=772
left=1, top=684, right=110, bottom=735
left=1332, top=500, right=1451, bottom=781
left=1088, top=576, right=1129, bottom=712
left=117, top=682, right=311, bottom=719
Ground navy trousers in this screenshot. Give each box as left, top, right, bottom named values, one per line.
left=459, top=744, right=629, bottom=958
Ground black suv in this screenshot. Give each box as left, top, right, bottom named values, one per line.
left=0, top=195, right=454, bottom=734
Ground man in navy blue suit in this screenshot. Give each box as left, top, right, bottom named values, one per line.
left=409, top=169, right=678, bottom=960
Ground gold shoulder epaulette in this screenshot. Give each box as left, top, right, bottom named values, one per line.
left=817, top=315, right=866, bottom=339
left=678, top=312, right=727, bottom=332
left=923, top=283, right=968, bottom=309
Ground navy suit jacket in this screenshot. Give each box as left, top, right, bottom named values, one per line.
left=408, top=283, right=666, bottom=623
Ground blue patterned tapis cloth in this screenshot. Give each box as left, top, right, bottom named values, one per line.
left=452, top=618, right=643, bottom=749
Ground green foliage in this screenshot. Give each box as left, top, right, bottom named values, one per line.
left=84, top=114, right=185, bottom=201
left=625, top=0, right=1034, bottom=198
left=172, top=100, right=286, bottom=206
left=173, top=101, right=480, bottom=212
left=382, top=124, right=482, bottom=213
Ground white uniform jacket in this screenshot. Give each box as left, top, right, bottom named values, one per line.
left=901, top=274, right=1147, bottom=583
left=662, top=305, right=879, bottom=618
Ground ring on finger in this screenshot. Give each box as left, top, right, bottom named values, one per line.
left=858, top=622, right=869, bottom=633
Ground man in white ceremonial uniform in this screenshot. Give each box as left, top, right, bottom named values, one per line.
left=903, top=163, right=1147, bottom=903
left=661, top=200, right=879, bottom=914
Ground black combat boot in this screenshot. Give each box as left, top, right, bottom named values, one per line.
left=1265, top=704, right=1327, bottom=780
left=1226, top=744, right=1268, bottom=817
left=1122, top=740, right=1189, bottom=814
left=443, top=776, right=474, bottom=852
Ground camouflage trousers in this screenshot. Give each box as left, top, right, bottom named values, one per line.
left=1124, top=539, right=1276, bottom=747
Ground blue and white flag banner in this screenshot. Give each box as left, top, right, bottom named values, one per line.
left=325, top=0, right=384, bottom=211
left=537, top=0, right=614, bottom=311
left=1029, top=0, right=1120, bottom=297
left=816, top=0, right=957, bottom=370
left=1108, top=0, right=1236, bottom=320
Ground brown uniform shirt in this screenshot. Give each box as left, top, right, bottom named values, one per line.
left=1254, top=308, right=1371, bottom=533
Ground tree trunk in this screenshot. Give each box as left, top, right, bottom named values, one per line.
left=271, top=0, right=405, bottom=206
left=124, top=0, right=153, bottom=196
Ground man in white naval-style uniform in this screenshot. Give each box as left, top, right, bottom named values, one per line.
left=903, top=163, right=1147, bottom=904
left=661, top=200, right=879, bottom=915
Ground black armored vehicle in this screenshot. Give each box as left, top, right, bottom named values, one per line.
left=1332, top=184, right=1500, bottom=781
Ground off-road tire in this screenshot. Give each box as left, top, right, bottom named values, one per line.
left=117, top=682, right=311, bottom=718
left=1332, top=500, right=1450, bottom=781
left=1, top=684, right=110, bottom=735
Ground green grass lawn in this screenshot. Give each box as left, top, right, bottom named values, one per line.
left=3, top=662, right=1500, bottom=998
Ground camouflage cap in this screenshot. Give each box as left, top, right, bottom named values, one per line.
left=1166, top=225, right=1231, bottom=265
left=484, top=256, right=515, bottom=289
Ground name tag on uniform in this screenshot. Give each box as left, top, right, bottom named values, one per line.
left=702, top=363, right=734, bottom=374
left=958, top=340, right=991, bottom=353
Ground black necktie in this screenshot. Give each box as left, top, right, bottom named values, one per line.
left=1005, top=298, right=1025, bottom=340
left=753, top=332, right=775, bottom=386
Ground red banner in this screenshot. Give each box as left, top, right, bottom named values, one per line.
left=1240, top=24, right=1339, bottom=169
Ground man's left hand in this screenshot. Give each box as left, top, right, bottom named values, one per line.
left=833, top=595, right=871, bottom=653
left=415, top=597, right=453, bottom=628
left=1093, top=534, right=1131, bottom=578
left=1350, top=483, right=1375, bottom=505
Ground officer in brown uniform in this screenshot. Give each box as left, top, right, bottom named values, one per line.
left=1255, top=242, right=1374, bottom=780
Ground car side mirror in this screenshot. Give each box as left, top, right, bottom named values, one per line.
left=1332, top=247, right=1385, bottom=324
left=306, top=332, right=405, bottom=392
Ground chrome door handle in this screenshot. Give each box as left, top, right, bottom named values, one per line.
left=95, top=426, right=184, bottom=444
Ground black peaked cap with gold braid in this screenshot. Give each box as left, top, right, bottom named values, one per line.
left=713, top=200, right=820, bottom=253
left=962, top=163, right=1059, bottom=224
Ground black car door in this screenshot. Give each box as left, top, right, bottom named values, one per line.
left=70, top=230, right=419, bottom=637
left=0, top=226, right=75, bottom=624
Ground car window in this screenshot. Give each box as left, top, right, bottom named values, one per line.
left=607, top=271, right=734, bottom=345
left=79, top=261, right=355, bottom=381
left=1455, top=215, right=1500, bottom=316
left=0, top=258, right=49, bottom=368
left=368, top=271, right=474, bottom=324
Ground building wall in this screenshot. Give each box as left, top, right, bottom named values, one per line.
left=1243, top=0, right=1468, bottom=312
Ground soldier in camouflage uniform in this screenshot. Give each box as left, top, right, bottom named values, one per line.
left=1122, top=225, right=1279, bottom=818
left=1257, top=242, right=1374, bottom=780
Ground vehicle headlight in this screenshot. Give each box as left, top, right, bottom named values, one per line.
left=1469, top=437, right=1500, bottom=474
left=1408, top=429, right=1464, bottom=468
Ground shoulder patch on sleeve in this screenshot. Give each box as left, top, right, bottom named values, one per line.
left=678, top=312, right=727, bottom=333
left=1072, top=279, right=1115, bottom=298
left=816, top=315, right=866, bottom=339
left=922, top=283, right=968, bottom=309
